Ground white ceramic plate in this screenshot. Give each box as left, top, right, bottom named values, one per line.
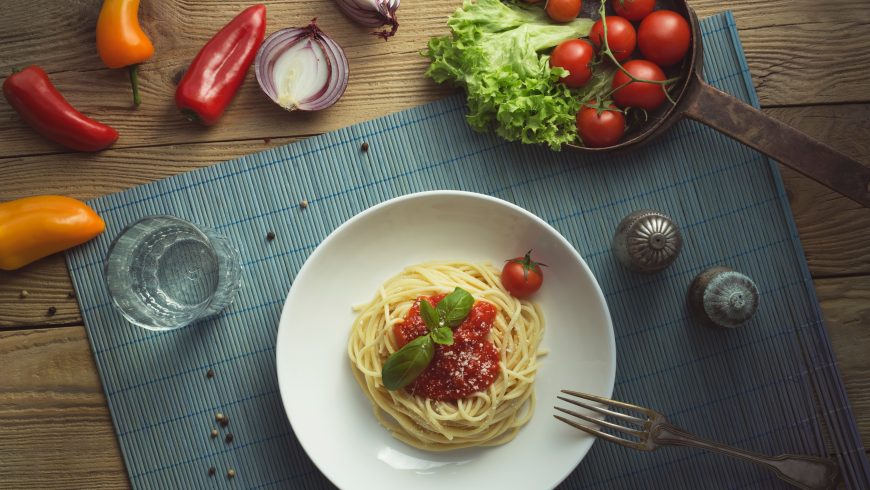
left=276, top=191, right=615, bottom=490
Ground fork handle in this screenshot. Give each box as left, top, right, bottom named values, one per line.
left=652, top=423, right=840, bottom=490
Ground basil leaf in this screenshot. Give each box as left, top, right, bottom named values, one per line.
left=431, top=326, right=454, bottom=346
left=436, top=287, right=474, bottom=328
left=382, top=335, right=434, bottom=390
left=419, top=298, right=440, bottom=331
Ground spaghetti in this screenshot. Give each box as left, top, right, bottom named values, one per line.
left=348, top=261, right=544, bottom=451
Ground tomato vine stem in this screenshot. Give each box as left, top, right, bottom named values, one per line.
left=595, top=1, right=680, bottom=102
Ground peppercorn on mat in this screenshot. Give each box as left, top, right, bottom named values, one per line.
left=66, top=12, right=869, bottom=490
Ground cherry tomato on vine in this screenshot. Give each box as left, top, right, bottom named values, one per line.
left=611, top=59, right=667, bottom=110
left=589, top=16, right=636, bottom=61
left=501, top=251, right=546, bottom=298
left=545, top=0, right=581, bottom=23
left=550, top=39, right=595, bottom=87
left=576, top=102, right=625, bottom=148
left=613, top=0, right=655, bottom=22
left=638, top=10, right=691, bottom=67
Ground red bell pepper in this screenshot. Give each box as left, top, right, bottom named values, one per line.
left=3, top=66, right=119, bottom=152
left=175, top=4, right=267, bottom=125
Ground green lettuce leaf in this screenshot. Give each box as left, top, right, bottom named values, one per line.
left=425, top=0, right=598, bottom=150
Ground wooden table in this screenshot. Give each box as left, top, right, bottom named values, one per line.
left=1, top=0, right=868, bottom=487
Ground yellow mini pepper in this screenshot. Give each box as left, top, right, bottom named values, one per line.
left=0, top=196, right=105, bottom=271
left=96, top=0, right=154, bottom=107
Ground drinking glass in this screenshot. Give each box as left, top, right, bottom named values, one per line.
left=104, top=216, right=242, bottom=331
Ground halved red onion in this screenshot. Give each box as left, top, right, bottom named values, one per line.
left=335, top=0, right=399, bottom=39
left=254, top=20, right=349, bottom=112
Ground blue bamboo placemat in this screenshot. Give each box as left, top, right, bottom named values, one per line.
left=66, top=12, right=869, bottom=489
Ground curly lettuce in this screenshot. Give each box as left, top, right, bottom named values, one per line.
left=425, top=0, right=594, bottom=150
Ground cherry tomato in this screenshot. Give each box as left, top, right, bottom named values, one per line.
left=545, top=0, right=581, bottom=23
left=611, top=59, right=667, bottom=110
left=589, top=16, right=636, bottom=61
left=501, top=251, right=546, bottom=298
left=613, top=0, right=655, bottom=22
left=638, top=10, right=691, bottom=67
left=550, top=39, right=595, bottom=88
left=577, top=102, right=625, bottom=148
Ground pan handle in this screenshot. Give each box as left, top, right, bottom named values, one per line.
left=681, top=74, right=870, bottom=208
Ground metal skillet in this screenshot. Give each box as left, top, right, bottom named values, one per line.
left=566, top=1, right=870, bottom=208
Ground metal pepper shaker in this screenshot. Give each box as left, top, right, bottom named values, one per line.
left=688, top=266, right=759, bottom=329
left=612, top=209, right=682, bottom=273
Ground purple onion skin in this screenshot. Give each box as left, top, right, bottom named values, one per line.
left=335, top=0, right=399, bottom=40
left=254, top=19, right=349, bottom=112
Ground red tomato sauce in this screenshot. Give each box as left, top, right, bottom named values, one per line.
left=394, top=294, right=500, bottom=401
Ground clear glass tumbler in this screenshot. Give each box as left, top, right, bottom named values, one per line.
left=104, top=216, right=242, bottom=331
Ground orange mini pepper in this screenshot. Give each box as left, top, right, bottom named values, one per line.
left=0, top=196, right=105, bottom=271
left=96, top=0, right=154, bottom=107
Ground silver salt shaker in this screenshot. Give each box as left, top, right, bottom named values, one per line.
left=688, top=266, right=759, bottom=329
left=612, top=209, right=682, bottom=273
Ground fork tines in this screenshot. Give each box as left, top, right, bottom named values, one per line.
left=554, top=389, right=652, bottom=450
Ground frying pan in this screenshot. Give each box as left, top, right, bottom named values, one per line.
left=567, top=1, right=870, bottom=208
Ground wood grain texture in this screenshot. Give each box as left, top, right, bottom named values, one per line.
left=739, top=22, right=870, bottom=107
left=0, top=0, right=869, bottom=484
left=0, top=0, right=455, bottom=157
left=0, top=136, right=300, bottom=202
left=766, top=104, right=870, bottom=277
left=0, top=326, right=129, bottom=489
left=0, top=255, right=80, bottom=328
left=0, top=136, right=298, bottom=328
left=1, top=0, right=869, bottom=157
left=2, top=103, right=868, bottom=328
left=817, top=276, right=870, bottom=448
left=0, top=276, right=865, bottom=489
left=689, top=0, right=869, bottom=30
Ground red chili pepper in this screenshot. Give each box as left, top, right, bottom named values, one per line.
left=175, top=4, right=267, bottom=125
left=3, top=66, right=119, bottom=152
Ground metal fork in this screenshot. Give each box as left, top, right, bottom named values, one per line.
left=554, top=390, right=840, bottom=490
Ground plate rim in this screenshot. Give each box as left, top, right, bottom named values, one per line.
left=275, top=190, right=616, bottom=489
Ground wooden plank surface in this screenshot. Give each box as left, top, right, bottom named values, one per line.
left=0, top=275, right=866, bottom=487
left=0, top=326, right=129, bottom=489
left=1, top=0, right=869, bottom=486
left=767, top=104, right=870, bottom=277
left=0, top=0, right=455, bottom=157
left=1, top=0, right=869, bottom=157
left=2, top=104, right=868, bottom=328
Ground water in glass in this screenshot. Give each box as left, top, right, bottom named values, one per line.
left=104, top=216, right=241, bottom=331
